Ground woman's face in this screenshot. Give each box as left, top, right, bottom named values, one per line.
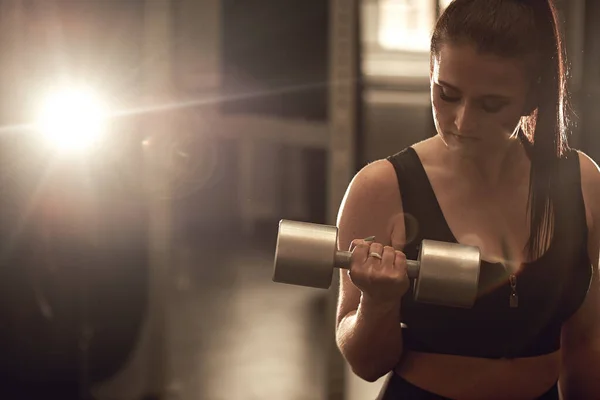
left=431, top=43, right=532, bottom=155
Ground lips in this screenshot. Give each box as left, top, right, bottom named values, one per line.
left=448, top=132, right=480, bottom=141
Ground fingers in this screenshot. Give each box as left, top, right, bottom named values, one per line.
left=381, top=246, right=396, bottom=269
left=347, top=236, right=411, bottom=300
left=349, top=238, right=404, bottom=275
left=349, top=237, right=375, bottom=268
left=367, top=242, right=384, bottom=267
left=349, top=236, right=375, bottom=252
left=350, top=240, right=396, bottom=263
left=394, top=250, right=407, bottom=273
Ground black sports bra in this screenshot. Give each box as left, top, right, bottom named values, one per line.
left=386, top=147, right=592, bottom=359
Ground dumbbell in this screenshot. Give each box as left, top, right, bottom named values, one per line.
left=272, top=219, right=481, bottom=308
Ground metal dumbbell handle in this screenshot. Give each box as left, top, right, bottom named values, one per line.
left=334, top=250, right=420, bottom=278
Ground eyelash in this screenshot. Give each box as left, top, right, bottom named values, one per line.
left=437, top=85, right=505, bottom=113
left=439, top=88, right=460, bottom=103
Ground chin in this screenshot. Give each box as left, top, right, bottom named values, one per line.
left=440, top=133, right=494, bottom=157
left=442, top=132, right=510, bottom=148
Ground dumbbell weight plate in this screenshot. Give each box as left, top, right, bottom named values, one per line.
left=273, top=219, right=342, bottom=289
left=414, top=239, right=481, bottom=308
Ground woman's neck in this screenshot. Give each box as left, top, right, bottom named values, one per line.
left=437, top=135, right=530, bottom=189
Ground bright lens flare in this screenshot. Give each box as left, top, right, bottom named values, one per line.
left=36, top=87, right=108, bottom=152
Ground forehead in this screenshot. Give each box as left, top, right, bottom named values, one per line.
left=433, top=43, right=529, bottom=97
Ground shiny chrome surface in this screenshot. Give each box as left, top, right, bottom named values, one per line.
left=273, top=219, right=339, bottom=289
left=406, top=260, right=420, bottom=278
left=414, top=240, right=481, bottom=308
left=273, top=220, right=481, bottom=308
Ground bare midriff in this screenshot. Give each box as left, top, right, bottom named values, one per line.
left=394, top=350, right=561, bottom=400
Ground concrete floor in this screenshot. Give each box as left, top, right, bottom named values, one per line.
left=94, top=229, right=333, bottom=400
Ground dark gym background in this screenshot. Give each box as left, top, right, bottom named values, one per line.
left=0, top=1, right=596, bottom=399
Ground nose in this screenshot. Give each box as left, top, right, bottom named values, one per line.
left=454, top=103, right=478, bottom=136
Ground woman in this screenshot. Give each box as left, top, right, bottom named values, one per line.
left=335, top=0, right=600, bottom=399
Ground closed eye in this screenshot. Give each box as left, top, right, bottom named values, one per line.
left=436, top=83, right=509, bottom=113
left=481, top=98, right=508, bottom=113
left=437, top=84, right=460, bottom=103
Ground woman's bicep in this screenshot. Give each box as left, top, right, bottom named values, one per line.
left=335, top=160, right=405, bottom=327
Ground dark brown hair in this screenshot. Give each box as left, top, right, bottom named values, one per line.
left=431, top=0, right=572, bottom=260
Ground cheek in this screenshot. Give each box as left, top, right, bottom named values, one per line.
left=431, top=96, right=454, bottom=126
left=497, top=110, right=524, bottom=136
left=478, top=114, right=522, bottom=140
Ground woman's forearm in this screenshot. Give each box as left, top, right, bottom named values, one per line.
left=336, top=296, right=404, bottom=382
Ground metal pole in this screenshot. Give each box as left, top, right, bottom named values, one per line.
left=141, top=1, right=173, bottom=398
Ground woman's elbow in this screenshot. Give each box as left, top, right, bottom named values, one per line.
left=350, top=364, right=389, bottom=382
left=341, top=354, right=396, bottom=382
left=337, top=342, right=389, bottom=382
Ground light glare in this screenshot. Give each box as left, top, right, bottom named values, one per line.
left=36, top=87, right=108, bottom=152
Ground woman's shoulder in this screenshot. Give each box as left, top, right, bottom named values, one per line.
left=350, top=140, right=431, bottom=191
left=576, top=150, right=600, bottom=180
left=336, top=140, right=438, bottom=244
left=349, top=138, right=437, bottom=197
left=336, top=157, right=407, bottom=247
left=574, top=150, right=600, bottom=232
left=344, top=158, right=401, bottom=205
left=576, top=150, right=600, bottom=185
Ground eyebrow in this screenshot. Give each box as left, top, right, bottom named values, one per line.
left=438, top=80, right=511, bottom=100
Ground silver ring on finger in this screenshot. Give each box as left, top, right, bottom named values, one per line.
left=368, top=252, right=383, bottom=260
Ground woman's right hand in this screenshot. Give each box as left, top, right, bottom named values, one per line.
left=348, top=238, right=410, bottom=304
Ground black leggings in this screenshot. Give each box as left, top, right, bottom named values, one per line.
left=378, top=373, right=560, bottom=400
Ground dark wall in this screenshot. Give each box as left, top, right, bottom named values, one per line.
left=220, top=0, right=329, bottom=121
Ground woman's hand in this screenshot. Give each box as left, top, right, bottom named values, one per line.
left=348, top=238, right=410, bottom=304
